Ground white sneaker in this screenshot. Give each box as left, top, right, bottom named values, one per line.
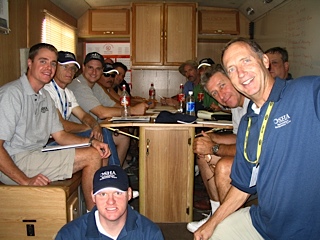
left=195, top=165, right=200, bottom=176
left=187, top=213, right=211, bottom=233
left=132, top=190, right=139, bottom=199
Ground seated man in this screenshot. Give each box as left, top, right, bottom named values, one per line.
left=44, top=51, right=120, bottom=166
left=187, top=64, right=249, bottom=233
left=0, top=43, right=110, bottom=211
left=162, top=59, right=221, bottom=111
left=68, top=52, right=148, bottom=166
left=55, top=165, right=164, bottom=239
left=265, top=46, right=293, bottom=80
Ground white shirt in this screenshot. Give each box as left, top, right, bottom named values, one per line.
left=231, top=97, right=250, bottom=134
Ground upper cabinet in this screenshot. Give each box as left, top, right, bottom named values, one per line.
left=131, top=3, right=197, bottom=67
left=78, top=8, right=130, bottom=38
left=198, top=9, right=240, bottom=35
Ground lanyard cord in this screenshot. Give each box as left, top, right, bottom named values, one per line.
left=51, top=80, right=68, bottom=120
left=244, top=101, right=274, bottom=165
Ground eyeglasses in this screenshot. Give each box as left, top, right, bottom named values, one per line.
left=104, top=73, right=116, bottom=78
left=59, top=64, right=78, bottom=73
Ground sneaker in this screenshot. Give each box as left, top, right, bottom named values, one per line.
left=195, top=165, right=200, bottom=176
left=187, top=213, right=211, bottom=233
left=132, top=190, right=139, bottom=199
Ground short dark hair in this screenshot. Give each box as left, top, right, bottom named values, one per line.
left=264, top=47, right=289, bottom=62
left=221, top=37, right=264, bottom=69
left=28, top=43, right=58, bottom=61
left=201, top=64, right=227, bottom=93
left=113, top=62, right=128, bottom=72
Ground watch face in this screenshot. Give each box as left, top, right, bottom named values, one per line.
left=213, top=144, right=219, bottom=155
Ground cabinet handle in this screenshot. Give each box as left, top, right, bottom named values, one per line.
left=103, top=31, right=114, bottom=34
left=214, top=29, right=224, bottom=34
left=146, top=139, right=150, bottom=156
left=164, top=31, right=167, bottom=40
left=160, top=31, right=163, bottom=40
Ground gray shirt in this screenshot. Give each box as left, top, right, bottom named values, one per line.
left=68, top=74, right=115, bottom=123
left=0, top=74, right=63, bottom=156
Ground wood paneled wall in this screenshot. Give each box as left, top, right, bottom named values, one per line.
left=0, top=0, right=76, bottom=87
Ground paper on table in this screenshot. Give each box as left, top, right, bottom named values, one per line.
left=196, top=118, right=233, bottom=126
left=109, top=116, right=151, bottom=122
left=42, top=143, right=91, bottom=152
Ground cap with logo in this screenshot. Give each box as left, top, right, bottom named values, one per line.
left=103, top=63, right=119, bottom=75
left=58, top=51, right=80, bottom=69
left=198, top=58, right=215, bottom=69
left=84, top=52, right=104, bottom=66
left=93, top=165, right=129, bottom=195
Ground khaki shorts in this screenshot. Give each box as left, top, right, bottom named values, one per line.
left=0, top=148, right=75, bottom=185
left=210, top=207, right=264, bottom=240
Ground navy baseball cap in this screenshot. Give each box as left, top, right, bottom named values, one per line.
left=58, top=51, right=80, bottom=69
left=84, top=52, right=104, bottom=66
left=103, top=63, right=119, bottom=75
left=198, top=58, right=215, bottom=69
left=93, top=165, right=129, bottom=195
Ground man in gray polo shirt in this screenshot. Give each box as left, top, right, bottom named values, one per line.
left=68, top=52, right=148, bottom=166
left=0, top=43, right=110, bottom=211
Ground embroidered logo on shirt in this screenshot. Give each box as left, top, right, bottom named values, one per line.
left=41, top=107, right=49, bottom=113
left=273, top=114, right=291, bottom=128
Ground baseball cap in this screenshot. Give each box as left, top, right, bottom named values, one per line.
left=198, top=58, right=215, bottom=69
left=84, top=52, right=104, bottom=66
left=93, top=165, right=129, bottom=195
left=58, top=51, right=80, bottom=69
left=178, top=60, right=198, bottom=76
left=103, top=63, right=119, bottom=75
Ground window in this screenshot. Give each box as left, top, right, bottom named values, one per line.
left=41, top=10, right=76, bottom=53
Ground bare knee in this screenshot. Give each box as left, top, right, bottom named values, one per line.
left=74, top=147, right=102, bottom=172
left=215, top=157, right=233, bottom=177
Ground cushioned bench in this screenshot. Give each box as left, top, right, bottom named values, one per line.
left=0, top=171, right=83, bottom=239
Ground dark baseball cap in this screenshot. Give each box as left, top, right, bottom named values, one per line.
left=93, top=165, right=129, bottom=195
left=198, top=58, right=215, bottom=69
left=84, top=52, right=104, bottom=66
left=58, top=51, right=80, bottom=69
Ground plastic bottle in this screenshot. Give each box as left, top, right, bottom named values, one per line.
left=177, top=83, right=185, bottom=113
left=149, top=83, right=156, bottom=100
left=186, top=91, right=195, bottom=116
left=120, top=84, right=131, bottom=118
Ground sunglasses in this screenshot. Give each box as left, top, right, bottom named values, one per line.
left=104, top=73, right=116, bottom=78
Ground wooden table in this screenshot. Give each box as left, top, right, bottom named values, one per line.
left=100, top=121, right=232, bottom=223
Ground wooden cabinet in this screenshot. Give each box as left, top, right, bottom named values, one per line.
left=78, top=8, right=130, bottom=37
left=199, top=9, right=240, bottom=35
left=139, top=125, right=194, bottom=222
left=132, top=3, right=197, bottom=67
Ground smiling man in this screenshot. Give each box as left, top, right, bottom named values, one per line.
left=56, top=165, right=164, bottom=239
left=0, top=43, right=110, bottom=211
left=194, top=37, right=320, bottom=240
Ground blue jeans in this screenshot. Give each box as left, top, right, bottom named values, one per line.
left=48, top=128, right=120, bottom=166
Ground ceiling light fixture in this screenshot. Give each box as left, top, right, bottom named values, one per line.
left=246, top=7, right=255, bottom=16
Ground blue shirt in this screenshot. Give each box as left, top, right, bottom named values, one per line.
left=183, top=81, right=194, bottom=96
left=55, top=205, right=164, bottom=240
left=231, top=76, right=320, bottom=239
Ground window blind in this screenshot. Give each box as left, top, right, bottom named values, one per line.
left=41, top=11, right=76, bottom=54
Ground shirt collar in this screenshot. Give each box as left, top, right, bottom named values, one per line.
left=246, top=77, right=286, bottom=117
left=21, top=74, right=47, bottom=97
left=86, top=205, right=139, bottom=238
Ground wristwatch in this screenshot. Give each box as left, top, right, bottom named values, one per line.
left=212, top=144, right=220, bottom=156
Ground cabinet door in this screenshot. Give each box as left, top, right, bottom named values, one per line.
left=139, top=126, right=194, bottom=222
left=199, top=10, right=240, bottom=35
left=164, top=4, right=197, bottom=65
left=89, top=9, right=130, bottom=35
left=132, top=4, right=163, bottom=66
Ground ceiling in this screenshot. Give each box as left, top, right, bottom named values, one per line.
left=50, top=0, right=287, bottom=21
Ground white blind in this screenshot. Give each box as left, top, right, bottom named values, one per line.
left=41, top=11, right=76, bottom=54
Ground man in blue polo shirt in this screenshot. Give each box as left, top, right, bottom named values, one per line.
left=194, top=38, right=320, bottom=240
left=56, top=165, right=164, bottom=240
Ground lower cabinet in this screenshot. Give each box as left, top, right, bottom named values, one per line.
left=139, top=125, right=194, bottom=222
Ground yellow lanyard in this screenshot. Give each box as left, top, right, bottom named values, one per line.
left=244, top=102, right=274, bottom=165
